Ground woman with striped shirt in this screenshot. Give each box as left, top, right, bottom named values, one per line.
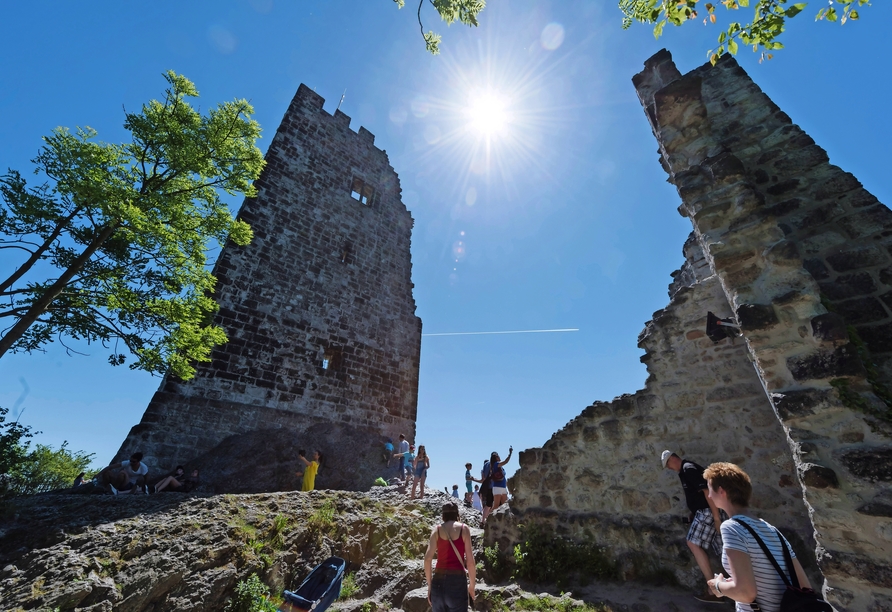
left=703, top=462, right=813, bottom=611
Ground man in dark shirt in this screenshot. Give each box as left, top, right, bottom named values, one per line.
left=662, top=450, right=726, bottom=604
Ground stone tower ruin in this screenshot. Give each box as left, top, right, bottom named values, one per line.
left=492, top=51, right=892, bottom=610
left=115, top=84, right=422, bottom=491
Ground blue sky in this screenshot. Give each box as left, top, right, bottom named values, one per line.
left=1, top=1, right=890, bottom=491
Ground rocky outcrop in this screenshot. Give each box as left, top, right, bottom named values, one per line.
left=0, top=487, right=477, bottom=611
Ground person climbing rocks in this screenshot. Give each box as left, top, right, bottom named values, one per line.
left=384, top=437, right=394, bottom=467
left=297, top=450, right=322, bottom=491
left=661, top=449, right=727, bottom=604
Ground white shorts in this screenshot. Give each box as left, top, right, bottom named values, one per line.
left=492, top=486, right=508, bottom=496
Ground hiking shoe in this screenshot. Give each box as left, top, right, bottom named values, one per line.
left=694, top=591, right=724, bottom=604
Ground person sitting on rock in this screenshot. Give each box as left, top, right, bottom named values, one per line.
left=661, top=449, right=728, bottom=604
left=96, top=452, right=149, bottom=495
left=296, top=450, right=322, bottom=491
left=149, top=465, right=186, bottom=493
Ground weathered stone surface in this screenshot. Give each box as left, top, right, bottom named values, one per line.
left=114, top=84, right=422, bottom=491
left=810, top=313, right=848, bottom=343
left=799, top=463, right=840, bottom=489
left=737, top=303, right=779, bottom=331
left=506, top=241, right=817, bottom=592
left=627, top=49, right=892, bottom=607
left=0, top=487, right=481, bottom=612
left=840, top=447, right=892, bottom=482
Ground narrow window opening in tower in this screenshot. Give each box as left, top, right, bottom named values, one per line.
left=322, top=348, right=340, bottom=372
left=350, top=177, right=375, bottom=206
left=341, top=241, right=352, bottom=264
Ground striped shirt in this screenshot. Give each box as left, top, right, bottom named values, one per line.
left=721, top=515, right=796, bottom=612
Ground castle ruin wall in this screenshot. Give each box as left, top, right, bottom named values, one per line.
left=115, top=84, right=421, bottom=491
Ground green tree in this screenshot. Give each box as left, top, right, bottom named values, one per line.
left=619, top=0, right=873, bottom=64
left=0, top=71, right=264, bottom=380
left=0, top=407, right=33, bottom=476
left=8, top=442, right=95, bottom=495
left=393, top=0, right=486, bottom=54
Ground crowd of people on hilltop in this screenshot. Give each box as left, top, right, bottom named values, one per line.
left=383, top=433, right=514, bottom=524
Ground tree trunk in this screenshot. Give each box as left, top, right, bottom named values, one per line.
left=0, top=207, right=82, bottom=294
left=0, top=222, right=118, bottom=359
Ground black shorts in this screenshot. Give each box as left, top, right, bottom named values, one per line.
left=482, top=485, right=494, bottom=508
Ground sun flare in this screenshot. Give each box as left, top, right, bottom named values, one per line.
left=465, top=91, right=511, bottom=137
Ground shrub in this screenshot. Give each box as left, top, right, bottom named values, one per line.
left=339, top=572, right=359, bottom=599
left=512, top=526, right=619, bottom=588
left=225, top=574, right=277, bottom=612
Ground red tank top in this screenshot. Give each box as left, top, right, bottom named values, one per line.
left=435, top=524, right=466, bottom=573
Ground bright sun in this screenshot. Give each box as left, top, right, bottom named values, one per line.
left=465, top=91, right=511, bottom=137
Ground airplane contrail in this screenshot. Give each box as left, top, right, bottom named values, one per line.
left=422, top=328, right=579, bottom=337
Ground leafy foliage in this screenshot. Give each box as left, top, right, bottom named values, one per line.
left=0, top=406, right=94, bottom=499
left=619, top=0, right=873, bottom=64
left=512, top=525, right=619, bottom=588
left=225, top=574, right=278, bottom=612
left=393, top=0, right=486, bottom=54
left=0, top=407, right=33, bottom=476
left=7, top=441, right=94, bottom=495
left=339, top=572, right=360, bottom=599
left=0, top=71, right=264, bottom=379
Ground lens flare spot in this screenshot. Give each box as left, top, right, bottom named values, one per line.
left=424, top=124, right=442, bottom=144
left=389, top=106, right=408, bottom=125
left=540, top=23, right=565, bottom=51
left=452, top=240, right=466, bottom=261
left=465, top=187, right=477, bottom=206
left=411, top=96, right=430, bottom=118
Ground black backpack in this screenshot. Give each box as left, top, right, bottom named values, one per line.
left=732, top=519, right=832, bottom=612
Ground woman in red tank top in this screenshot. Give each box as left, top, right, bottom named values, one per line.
left=423, top=501, right=476, bottom=612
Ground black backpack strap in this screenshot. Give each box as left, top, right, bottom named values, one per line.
left=731, top=518, right=797, bottom=589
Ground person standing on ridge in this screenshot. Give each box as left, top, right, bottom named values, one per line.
left=661, top=449, right=727, bottom=604
left=297, top=450, right=322, bottom=491
left=488, top=446, right=513, bottom=513
left=396, top=433, right=410, bottom=480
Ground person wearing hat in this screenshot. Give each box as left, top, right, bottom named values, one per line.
left=661, top=449, right=727, bottom=604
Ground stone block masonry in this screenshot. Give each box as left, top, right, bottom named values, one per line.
left=633, top=51, right=892, bottom=609
left=496, top=52, right=892, bottom=609
left=494, top=237, right=818, bottom=592
left=114, top=84, right=421, bottom=492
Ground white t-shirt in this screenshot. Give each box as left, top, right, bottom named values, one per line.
left=721, top=515, right=797, bottom=612
left=398, top=439, right=410, bottom=454
left=472, top=492, right=483, bottom=511
left=119, top=461, right=148, bottom=483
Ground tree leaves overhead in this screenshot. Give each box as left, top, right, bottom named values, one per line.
left=394, top=0, right=486, bottom=54
left=619, top=0, right=872, bottom=64
left=0, top=71, right=264, bottom=380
